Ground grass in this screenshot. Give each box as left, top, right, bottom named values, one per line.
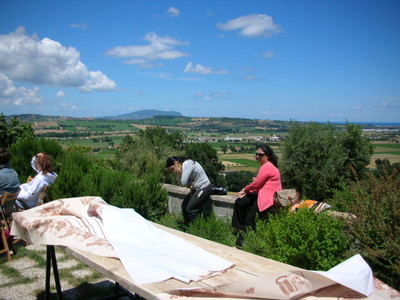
left=222, top=158, right=260, bottom=168
left=0, top=244, right=120, bottom=300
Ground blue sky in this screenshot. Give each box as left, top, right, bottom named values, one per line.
left=0, top=0, right=399, bottom=123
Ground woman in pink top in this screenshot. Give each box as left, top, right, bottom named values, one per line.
left=232, top=145, right=282, bottom=247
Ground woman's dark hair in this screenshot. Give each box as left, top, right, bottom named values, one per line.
left=0, top=147, right=11, bottom=165
left=165, top=156, right=189, bottom=168
left=257, top=144, right=278, bottom=168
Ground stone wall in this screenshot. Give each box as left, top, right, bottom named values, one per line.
left=163, top=184, right=352, bottom=220
left=163, top=184, right=236, bottom=218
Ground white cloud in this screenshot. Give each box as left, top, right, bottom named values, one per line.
left=262, top=50, right=275, bottom=59
left=151, top=72, right=200, bottom=81
left=184, top=62, right=228, bottom=74
left=56, top=90, right=65, bottom=98
left=166, top=7, right=180, bottom=17
left=242, top=75, right=256, bottom=81
left=70, top=22, right=89, bottom=30
left=106, top=32, right=188, bottom=69
left=0, top=27, right=116, bottom=92
left=217, top=14, right=282, bottom=38
left=194, top=90, right=231, bottom=101
left=0, top=73, right=43, bottom=105
left=58, top=100, right=78, bottom=111
left=80, top=71, right=118, bottom=93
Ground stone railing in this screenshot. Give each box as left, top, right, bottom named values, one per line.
left=163, top=184, right=354, bottom=220
left=163, top=184, right=236, bottom=218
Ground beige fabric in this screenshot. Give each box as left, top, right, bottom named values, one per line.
left=11, top=196, right=116, bottom=257
left=168, top=255, right=400, bottom=299
left=11, top=196, right=235, bottom=284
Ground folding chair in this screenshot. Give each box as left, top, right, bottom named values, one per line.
left=0, top=192, right=18, bottom=261
left=37, top=184, right=50, bottom=206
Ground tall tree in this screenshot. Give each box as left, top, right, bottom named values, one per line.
left=280, top=122, right=372, bottom=200
left=0, top=114, right=34, bottom=147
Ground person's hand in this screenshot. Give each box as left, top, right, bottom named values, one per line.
left=237, top=189, right=246, bottom=198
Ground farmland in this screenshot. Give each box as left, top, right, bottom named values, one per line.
left=25, top=115, right=400, bottom=170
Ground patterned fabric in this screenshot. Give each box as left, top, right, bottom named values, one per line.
left=168, top=254, right=400, bottom=299
left=11, top=196, right=115, bottom=257
left=11, top=196, right=235, bottom=284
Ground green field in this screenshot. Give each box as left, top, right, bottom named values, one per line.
left=59, top=120, right=137, bottom=132
left=27, top=116, right=400, bottom=169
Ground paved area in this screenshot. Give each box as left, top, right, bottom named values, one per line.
left=0, top=245, right=133, bottom=300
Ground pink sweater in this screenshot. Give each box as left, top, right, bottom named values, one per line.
left=244, top=161, right=282, bottom=211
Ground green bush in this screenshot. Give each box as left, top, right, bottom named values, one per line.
left=225, top=171, right=255, bottom=192
left=156, top=213, right=236, bottom=247
left=280, top=122, right=372, bottom=200
left=156, top=213, right=185, bottom=230
left=242, top=209, right=351, bottom=271
left=186, top=214, right=236, bottom=246
left=110, top=163, right=168, bottom=221
left=330, top=170, right=400, bottom=289
left=50, top=152, right=94, bottom=199
left=10, top=136, right=65, bottom=182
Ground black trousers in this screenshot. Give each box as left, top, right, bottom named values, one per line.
left=182, top=184, right=213, bottom=225
left=232, top=193, right=280, bottom=231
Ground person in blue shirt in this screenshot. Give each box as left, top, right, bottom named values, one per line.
left=0, top=147, right=20, bottom=195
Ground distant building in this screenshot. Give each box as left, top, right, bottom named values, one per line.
left=268, top=135, right=280, bottom=142
left=224, top=135, right=242, bottom=142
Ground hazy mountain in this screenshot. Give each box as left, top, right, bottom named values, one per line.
left=101, top=109, right=182, bottom=120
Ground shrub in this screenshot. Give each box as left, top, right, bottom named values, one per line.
left=110, top=163, right=168, bottom=221
left=186, top=214, right=236, bottom=247
left=330, top=170, right=400, bottom=289
left=225, top=171, right=255, bottom=192
left=156, top=213, right=236, bottom=246
left=10, top=136, right=65, bottom=182
left=156, top=213, right=185, bottom=230
left=50, top=152, right=94, bottom=199
left=243, top=209, right=351, bottom=271
left=280, top=122, right=372, bottom=200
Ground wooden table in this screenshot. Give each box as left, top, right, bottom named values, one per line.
left=53, top=223, right=299, bottom=300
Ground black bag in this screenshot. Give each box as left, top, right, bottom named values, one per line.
left=211, top=185, right=227, bottom=195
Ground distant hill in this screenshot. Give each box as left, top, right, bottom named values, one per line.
left=101, top=110, right=182, bottom=120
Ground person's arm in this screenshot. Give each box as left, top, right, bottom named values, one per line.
left=17, top=174, right=43, bottom=201
left=244, top=163, right=271, bottom=193
left=180, top=160, right=193, bottom=187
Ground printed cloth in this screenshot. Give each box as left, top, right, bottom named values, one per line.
left=168, top=254, right=400, bottom=299
left=10, top=196, right=234, bottom=285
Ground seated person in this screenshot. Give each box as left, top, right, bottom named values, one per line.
left=0, top=147, right=20, bottom=195
left=15, top=153, right=57, bottom=210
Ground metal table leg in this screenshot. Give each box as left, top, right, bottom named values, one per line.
left=45, top=245, right=64, bottom=300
